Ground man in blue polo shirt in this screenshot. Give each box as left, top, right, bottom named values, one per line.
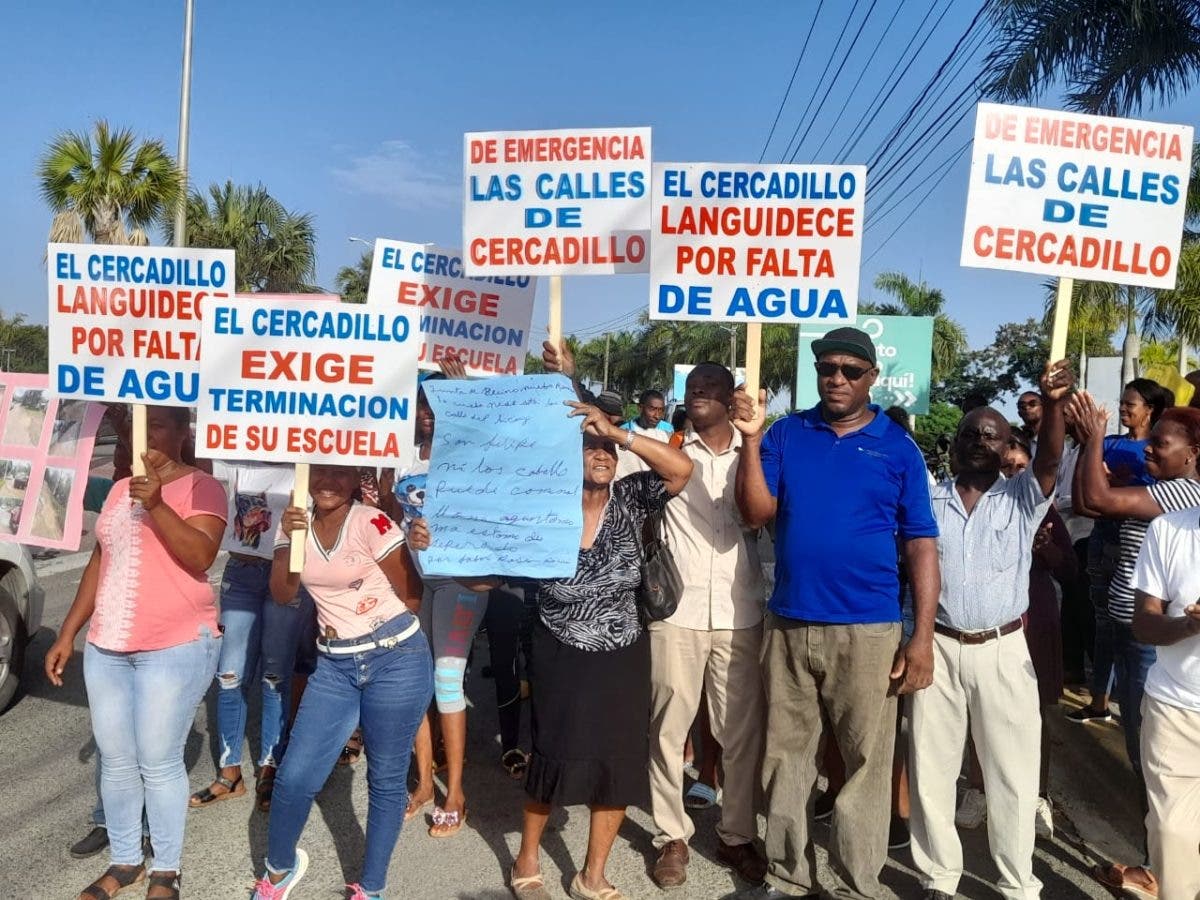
left=732, top=326, right=940, bottom=900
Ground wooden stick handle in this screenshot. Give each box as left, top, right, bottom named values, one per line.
left=548, top=275, right=563, bottom=348
left=1050, top=277, right=1073, bottom=362
left=131, top=404, right=147, bottom=477
left=744, top=323, right=763, bottom=401
left=289, top=463, right=309, bottom=574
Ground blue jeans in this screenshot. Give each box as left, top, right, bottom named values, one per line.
left=1111, top=619, right=1156, bottom=863
left=1091, top=610, right=1117, bottom=699
left=266, top=613, right=432, bottom=894
left=85, top=630, right=220, bottom=872
left=214, top=558, right=311, bottom=768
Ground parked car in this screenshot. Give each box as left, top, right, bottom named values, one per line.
left=0, top=543, right=44, bottom=712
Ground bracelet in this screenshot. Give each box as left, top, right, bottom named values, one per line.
left=621, top=431, right=636, bottom=451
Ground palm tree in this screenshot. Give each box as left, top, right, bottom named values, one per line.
left=982, top=0, right=1200, bottom=115
left=171, top=181, right=318, bottom=293
left=38, top=120, right=182, bottom=246
left=868, top=272, right=968, bottom=381
left=336, top=251, right=373, bottom=303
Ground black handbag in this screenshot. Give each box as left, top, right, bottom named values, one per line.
left=638, top=508, right=683, bottom=623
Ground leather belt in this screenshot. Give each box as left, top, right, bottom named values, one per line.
left=318, top=617, right=421, bottom=656
left=934, top=618, right=1023, bottom=645
left=228, top=552, right=272, bottom=568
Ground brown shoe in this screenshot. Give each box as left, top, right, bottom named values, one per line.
left=716, top=840, right=768, bottom=884
left=651, top=839, right=689, bottom=889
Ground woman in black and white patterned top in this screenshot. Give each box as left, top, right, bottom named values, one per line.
left=510, top=394, right=692, bottom=900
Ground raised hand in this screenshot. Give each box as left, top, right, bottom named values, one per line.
left=730, top=386, right=767, bottom=437
left=542, top=340, right=576, bottom=377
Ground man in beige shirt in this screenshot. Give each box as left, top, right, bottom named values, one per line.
left=649, top=363, right=767, bottom=890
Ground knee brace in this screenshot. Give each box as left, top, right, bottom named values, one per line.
left=433, top=656, right=468, bottom=713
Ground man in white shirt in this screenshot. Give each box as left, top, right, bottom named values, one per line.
left=1130, top=508, right=1200, bottom=900
left=649, top=363, right=767, bottom=890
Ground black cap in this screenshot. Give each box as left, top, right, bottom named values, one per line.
left=595, top=390, right=625, bottom=417
left=811, top=326, right=876, bottom=366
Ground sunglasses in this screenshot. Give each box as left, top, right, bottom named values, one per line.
left=814, top=361, right=872, bottom=381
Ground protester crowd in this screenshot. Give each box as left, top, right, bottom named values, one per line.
left=40, top=325, right=1200, bottom=900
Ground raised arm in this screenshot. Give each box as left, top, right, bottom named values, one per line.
left=731, top=387, right=777, bottom=528
left=1032, top=360, right=1073, bottom=497
left=568, top=401, right=693, bottom=494
left=1066, top=392, right=1164, bottom=521
left=542, top=340, right=594, bottom=402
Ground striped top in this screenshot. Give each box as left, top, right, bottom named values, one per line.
left=1108, top=478, right=1200, bottom=624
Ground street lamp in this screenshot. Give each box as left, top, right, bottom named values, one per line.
left=348, top=236, right=373, bottom=250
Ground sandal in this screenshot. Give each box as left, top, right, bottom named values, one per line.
left=146, top=872, right=181, bottom=900
left=338, top=730, right=363, bottom=767
left=257, top=766, right=276, bottom=813
left=188, top=772, right=245, bottom=807
left=404, top=793, right=433, bottom=823
left=429, top=805, right=467, bottom=838
left=502, top=748, right=529, bottom=780
left=568, top=873, right=626, bottom=900
left=1092, top=863, right=1158, bottom=899
left=79, top=864, right=145, bottom=899
left=684, top=782, right=720, bottom=809
left=510, top=865, right=552, bottom=900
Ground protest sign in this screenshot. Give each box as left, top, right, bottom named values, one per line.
left=0, top=373, right=103, bottom=550
left=650, top=163, right=866, bottom=325
left=418, top=375, right=583, bottom=578
left=961, top=103, right=1193, bottom=289
left=196, top=297, right=419, bottom=468
left=48, top=243, right=236, bottom=405
left=463, top=127, right=652, bottom=276
left=795, top=315, right=934, bottom=415
left=367, top=240, right=536, bottom=376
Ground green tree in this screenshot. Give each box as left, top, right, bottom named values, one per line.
left=38, top=120, right=182, bottom=246
left=0, top=313, right=50, bottom=374
left=914, top=400, right=963, bottom=469
left=172, top=181, right=318, bottom=293
left=867, top=272, right=968, bottom=381
left=336, top=250, right=373, bottom=304
left=983, top=0, right=1200, bottom=115
left=933, top=318, right=1049, bottom=409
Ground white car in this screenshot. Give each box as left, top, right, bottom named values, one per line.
left=0, top=543, right=44, bottom=712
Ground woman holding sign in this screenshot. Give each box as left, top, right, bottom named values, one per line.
left=44, top=406, right=227, bottom=900
left=507, top=382, right=692, bottom=900
left=251, top=463, right=433, bottom=900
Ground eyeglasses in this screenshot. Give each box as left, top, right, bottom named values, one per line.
left=814, top=361, right=872, bottom=381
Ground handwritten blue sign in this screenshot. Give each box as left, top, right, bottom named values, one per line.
left=419, top=375, right=583, bottom=578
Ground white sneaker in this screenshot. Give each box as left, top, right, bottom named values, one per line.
left=955, top=788, right=987, bottom=829
left=1035, top=796, right=1054, bottom=838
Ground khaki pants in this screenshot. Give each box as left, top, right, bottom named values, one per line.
left=649, top=621, right=764, bottom=849
left=1141, top=694, right=1200, bottom=900
left=760, top=615, right=900, bottom=898
left=908, top=630, right=1042, bottom=899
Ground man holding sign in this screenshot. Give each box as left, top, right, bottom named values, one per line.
left=732, top=327, right=939, bottom=899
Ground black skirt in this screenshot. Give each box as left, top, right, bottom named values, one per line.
left=524, top=621, right=650, bottom=807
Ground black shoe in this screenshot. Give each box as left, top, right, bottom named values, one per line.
left=69, top=826, right=109, bottom=859
left=1066, top=705, right=1113, bottom=723
left=922, top=891, right=954, bottom=899
left=813, top=790, right=836, bottom=821
left=888, top=816, right=910, bottom=850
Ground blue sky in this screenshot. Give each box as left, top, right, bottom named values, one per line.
left=3, top=1, right=1197, bottom=364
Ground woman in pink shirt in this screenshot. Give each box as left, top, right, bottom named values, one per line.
left=252, top=464, right=433, bottom=900
left=45, top=406, right=228, bottom=900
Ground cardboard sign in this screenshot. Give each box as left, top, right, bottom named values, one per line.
left=367, top=239, right=537, bottom=376
left=463, top=127, right=652, bottom=275
left=795, top=315, right=934, bottom=415
left=0, top=373, right=103, bottom=550
left=961, top=103, right=1194, bottom=288
left=418, top=375, right=583, bottom=577
left=196, top=298, right=419, bottom=468
left=48, top=243, right=235, bottom=405
left=650, top=163, right=866, bottom=323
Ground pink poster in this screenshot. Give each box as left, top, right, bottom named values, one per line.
left=0, top=373, right=104, bottom=550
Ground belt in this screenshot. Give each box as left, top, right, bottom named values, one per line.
left=228, top=552, right=272, bottom=568
left=934, top=618, right=1023, bottom=645
left=317, top=617, right=421, bottom=656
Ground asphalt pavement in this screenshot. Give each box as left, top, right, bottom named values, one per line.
left=0, top=525, right=1143, bottom=899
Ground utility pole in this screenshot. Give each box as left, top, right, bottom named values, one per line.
left=603, top=333, right=611, bottom=387
left=174, top=0, right=195, bottom=247
left=730, top=326, right=737, bottom=370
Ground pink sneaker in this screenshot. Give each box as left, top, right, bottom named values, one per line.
left=252, top=848, right=308, bottom=899
left=346, top=883, right=383, bottom=900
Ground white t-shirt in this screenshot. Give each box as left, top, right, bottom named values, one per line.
left=211, top=462, right=295, bottom=559
left=1130, top=508, right=1200, bottom=711
left=615, top=424, right=670, bottom=479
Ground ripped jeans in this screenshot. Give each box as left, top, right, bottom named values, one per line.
left=214, top=558, right=312, bottom=768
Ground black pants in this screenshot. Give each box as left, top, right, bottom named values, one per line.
left=484, top=584, right=533, bottom=754
left=1060, top=537, right=1094, bottom=679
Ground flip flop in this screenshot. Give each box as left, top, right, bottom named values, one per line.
left=1092, top=863, right=1158, bottom=900
left=684, top=782, right=720, bottom=809
left=429, top=805, right=467, bottom=838
left=404, top=794, right=433, bottom=823
left=510, top=866, right=552, bottom=900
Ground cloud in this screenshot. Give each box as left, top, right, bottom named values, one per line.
left=332, top=140, right=459, bottom=210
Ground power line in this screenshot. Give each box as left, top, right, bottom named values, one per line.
left=758, top=0, right=826, bottom=162
left=865, top=135, right=973, bottom=234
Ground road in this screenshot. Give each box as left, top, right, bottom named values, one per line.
left=0, top=529, right=1146, bottom=899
